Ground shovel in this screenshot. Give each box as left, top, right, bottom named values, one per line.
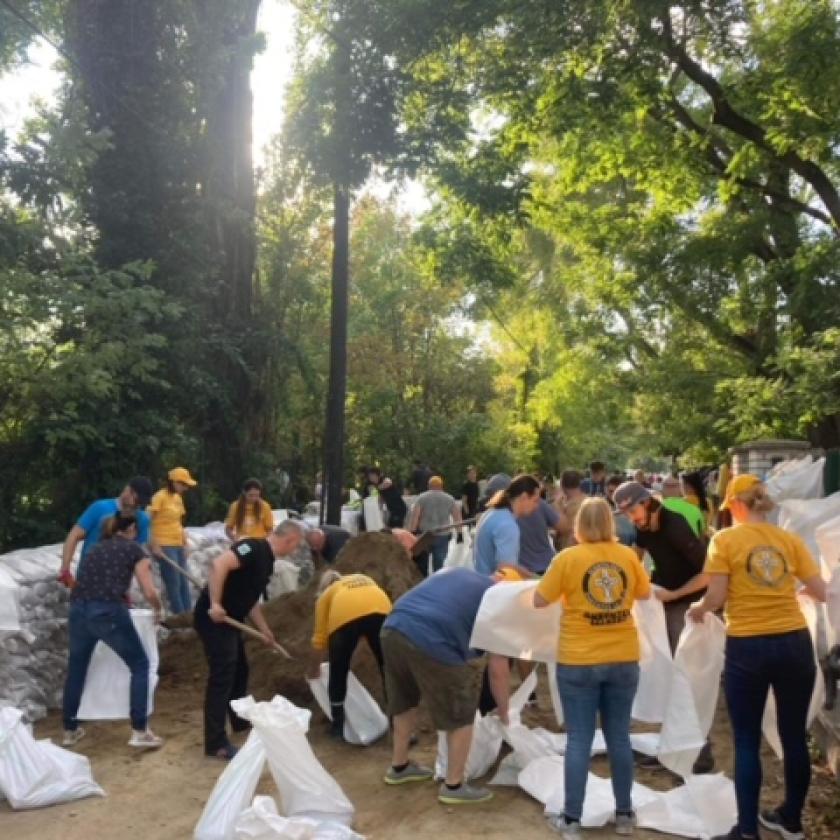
left=156, top=550, right=293, bottom=659
left=411, top=517, right=478, bottom=557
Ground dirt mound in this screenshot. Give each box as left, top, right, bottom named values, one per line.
left=332, top=531, right=421, bottom=601
left=159, top=531, right=421, bottom=709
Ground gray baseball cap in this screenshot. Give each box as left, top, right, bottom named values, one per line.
left=613, top=481, right=651, bottom=511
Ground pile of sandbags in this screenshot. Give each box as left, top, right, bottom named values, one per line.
left=0, top=545, right=72, bottom=722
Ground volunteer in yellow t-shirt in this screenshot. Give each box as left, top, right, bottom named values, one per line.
left=688, top=475, right=826, bottom=840
left=148, top=467, right=197, bottom=614
left=224, top=478, right=274, bottom=541
left=306, top=571, right=392, bottom=740
left=533, top=497, right=650, bottom=837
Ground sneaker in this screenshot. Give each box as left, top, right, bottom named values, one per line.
left=128, top=729, right=164, bottom=750
left=383, top=762, right=433, bottom=785
left=547, top=814, right=582, bottom=838
left=62, top=727, right=85, bottom=747
left=615, top=811, right=637, bottom=836
left=437, top=781, right=493, bottom=805
left=759, top=809, right=804, bottom=840
left=635, top=753, right=662, bottom=770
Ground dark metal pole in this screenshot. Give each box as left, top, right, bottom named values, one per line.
left=324, top=182, right=349, bottom=525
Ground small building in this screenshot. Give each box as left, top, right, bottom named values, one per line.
left=728, top=439, right=815, bottom=477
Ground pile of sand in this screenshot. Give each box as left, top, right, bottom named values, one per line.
left=159, top=532, right=422, bottom=708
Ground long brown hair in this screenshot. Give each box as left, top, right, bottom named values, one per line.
left=234, top=478, right=263, bottom=533
left=488, top=474, right=541, bottom=509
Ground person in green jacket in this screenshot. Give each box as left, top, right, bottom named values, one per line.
left=660, top=476, right=706, bottom=537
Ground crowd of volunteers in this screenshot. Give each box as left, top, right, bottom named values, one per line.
left=53, top=458, right=830, bottom=840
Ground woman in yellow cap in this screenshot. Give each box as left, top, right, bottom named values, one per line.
left=149, top=467, right=197, bottom=614
left=688, top=475, right=826, bottom=840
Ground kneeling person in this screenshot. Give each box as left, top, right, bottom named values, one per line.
left=380, top=566, right=510, bottom=805
left=195, top=520, right=303, bottom=759
left=307, top=571, right=392, bottom=740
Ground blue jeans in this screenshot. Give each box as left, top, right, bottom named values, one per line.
left=556, top=662, right=640, bottom=821
left=158, top=547, right=192, bottom=613
left=63, top=600, right=150, bottom=731
left=430, top=535, right=451, bottom=572
left=725, top=628, right=815, bottom=836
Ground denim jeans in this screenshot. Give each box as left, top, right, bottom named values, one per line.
left=556, top=661, right=640, bottom=821
left=63, top=599, right=150, bottom=731
left=725, top=628, right=815, bottom=835
left=158, top=546, right=192, bottom=614
left=430, top=535, right=451, bottom=573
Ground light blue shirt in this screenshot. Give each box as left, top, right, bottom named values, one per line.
left=77, top=498, right=150, bottom=558
left=474, top=508, right=520, bottom=575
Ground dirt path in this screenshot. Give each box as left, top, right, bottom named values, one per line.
left=3, top=646, right=838, bottom=839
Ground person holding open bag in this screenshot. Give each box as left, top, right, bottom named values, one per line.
left=688, top=475, right=826, bottom=840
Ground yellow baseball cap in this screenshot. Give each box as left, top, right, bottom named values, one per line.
left=168, top=466, right=197, bottom=487
left=720, top=473, right=761, bottom=510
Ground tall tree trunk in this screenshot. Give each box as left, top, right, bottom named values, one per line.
left=324, top=183, right=350, bottom=525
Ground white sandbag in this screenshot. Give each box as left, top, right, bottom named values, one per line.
left=765, top=456, right=825, bottom=502
left=546, top=660, right=565, bottom=727
left=632, top=597, right=675, bottom=723
left=361, top=497, right=384, bottom=532
left=77, top=609, right=159, bottom=720
left=444, top=530, right=473, bottom=569
left=518, top=755, right=736, bottom=839
left=658, top=613, right=726, bottom=778
left=636, top=774, right=737, bottom=839
left=435, top=671, right=537, bottom=781
left=434, top=713, right=503, bottom=782
left=827, top=567, right=840, bottom=643
left=232, top=696, right=354, bottom=826
left=266, top=559, right=302, bottom=600
left=194, top=730, right=268, bottom=840
left=816, top=513, right=840, bottom=573
left=0, top=706, right=104, bottom=809
left=234, top=796, right=364, bottom=840
left=777, top=492, right=840, bottom=567
left=0, top=567, right=20, bottom=632
left=469, top=581, right=562, bottom=663
left=762, top=596, right=824, bottom=759
left=307, top=663, right=388, bottom=746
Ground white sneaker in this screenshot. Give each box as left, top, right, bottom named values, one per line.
left=128, top=729, right=164, bottom=749
left=63, top=727, right=85, bottom=747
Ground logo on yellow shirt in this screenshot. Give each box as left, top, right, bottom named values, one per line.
left=582, top=562, right=628, bottom=611
left=746, top=545, right=788, bottom=587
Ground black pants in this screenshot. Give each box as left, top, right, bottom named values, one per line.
left=194, top=593, right=250, bottom=753
left=328, top=613, right=386, bottom=705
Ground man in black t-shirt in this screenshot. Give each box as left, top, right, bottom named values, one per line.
left=614, top=481, right=715, bottom=774
left=194, top=519, right=303, bottom=759
left=460, top=465, right=480, bottom=521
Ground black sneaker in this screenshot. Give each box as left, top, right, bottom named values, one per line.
left=759, top=809, right=804, bottom=840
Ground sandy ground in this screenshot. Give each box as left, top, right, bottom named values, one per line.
left=3, top=641, right=838, bottom=840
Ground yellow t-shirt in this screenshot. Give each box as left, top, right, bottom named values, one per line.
left=537, top=542, right=651, bottom=666
left=148, top=489, right=186, bottom=546
left=705, top=522, right=820, bottom=637
left=311, top=575, right=392, bottom=650
left=225, top=499, right=274, bottom=539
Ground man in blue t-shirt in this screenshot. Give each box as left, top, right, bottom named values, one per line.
left=380, top=567, right=510, bottom=806
left=59, top=476, right=155, bottom=586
